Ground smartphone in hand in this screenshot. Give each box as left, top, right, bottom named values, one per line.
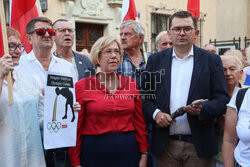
left=191, top=99, right=208, bottom=105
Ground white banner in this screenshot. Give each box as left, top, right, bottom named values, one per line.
left=44, top=71, right=78, bottom=149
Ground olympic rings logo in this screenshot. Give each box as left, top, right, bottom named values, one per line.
left=47, top=121, right=61, bottom=133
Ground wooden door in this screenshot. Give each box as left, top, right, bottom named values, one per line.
left=76, top=23, right=104, bottom=52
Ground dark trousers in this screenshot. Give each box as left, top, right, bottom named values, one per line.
left=80, top=132, right=140, bottom=167
left=45, top=148, right=71, bottom=167
left=146, top=123, right=157, bottom=167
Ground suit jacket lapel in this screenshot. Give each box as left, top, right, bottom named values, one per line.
left=188, top=45, right=203, bottom=100
left=162, top=48, right=173, bottom=102
left=74, top=52, right=85, bottom=79
left=74, top=53, right=81, bottom=70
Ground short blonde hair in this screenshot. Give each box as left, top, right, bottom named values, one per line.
left=221, top=55, right=243, bottom=70
left=90, top=36, right=123, bottom=68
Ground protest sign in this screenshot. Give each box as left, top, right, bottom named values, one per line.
left=44, top=71, right=78, bottom=149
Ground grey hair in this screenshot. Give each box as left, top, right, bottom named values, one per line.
left=120, top=20, right=145, bottom=37
left=221, top=55, right=243, bottom=70
left=224, top=49, right=243, bottom=64
left=155, top=31, right=168, bottom=47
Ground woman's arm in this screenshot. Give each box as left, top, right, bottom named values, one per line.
left=69, top=81, right=86, bottom=166
left=222, top=106, right=238, bottom=167
left=37, top=91, right=44, bottom=130
left=133, top=82, right=148, bottom=167
left=132, top=81, right=148, bottom=152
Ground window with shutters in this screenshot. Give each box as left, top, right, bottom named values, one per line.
left=151, top=13, right=169, bottom=53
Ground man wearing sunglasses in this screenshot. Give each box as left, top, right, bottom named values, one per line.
left=53, top=19, right=95, bottom=81
left=16, top=17, right=77, bottom=167
left=142, top=11, right=229, bottom=167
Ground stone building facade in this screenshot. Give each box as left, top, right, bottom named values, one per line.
left=4, top=0, right=250, bottom=52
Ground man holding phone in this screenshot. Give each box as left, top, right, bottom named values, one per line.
left=142, top=11, right=229, bottom=167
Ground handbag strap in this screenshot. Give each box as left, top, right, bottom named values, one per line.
left=236, top=88, right=249, bottom=112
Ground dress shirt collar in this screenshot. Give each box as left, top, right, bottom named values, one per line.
left=53, top=51, right=75, bottom=64
left=27, top=50, right=58, bottom=64
left=172, top=45, right=194, bottom=60
left=123, top=50, right=146, bottom=65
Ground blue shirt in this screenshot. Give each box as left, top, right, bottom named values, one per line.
left=244, top=74, right=250, bottom=86
left=117, top=51, right=149, bottom=89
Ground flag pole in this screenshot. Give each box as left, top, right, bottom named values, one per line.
left=0, top=1, right=14, bottom=105
left=135, top=18, right=147, bottom=64
left=142, top=39, right=148, bottom=64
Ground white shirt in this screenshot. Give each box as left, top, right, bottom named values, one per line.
left=53, top=51, right=79, bottom=80
left=227, top=88, right=250, bottom=167
left=16, top=50, right=77, bottom=127
left=0, top=70, right=46, bottom=167
left=153, top=46, right=194, bottom=135
left=17, top=50, right=77, bottom=89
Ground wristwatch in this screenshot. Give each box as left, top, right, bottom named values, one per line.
left=141, top=152, right=148, bottom=155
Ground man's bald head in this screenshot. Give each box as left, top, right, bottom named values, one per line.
left=204, top=44, right=216, bottom=54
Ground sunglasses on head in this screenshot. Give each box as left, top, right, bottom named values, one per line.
left=29, top=28, right=56, bottom=36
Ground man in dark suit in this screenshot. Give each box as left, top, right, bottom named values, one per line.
left=142, top=11, right=229, bottom=167
left=53, top=19, right=95, bottom=80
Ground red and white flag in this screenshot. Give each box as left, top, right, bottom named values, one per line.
left=9, top=0, right=42, bottom=53
left=121, top=0, right=138, bottom=22
left=187, top=0, right=200, bottom=19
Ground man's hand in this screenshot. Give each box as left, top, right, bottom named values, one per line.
left=41, top=88, right=45, bottom=96
left=155, top=111, right=173, bottom=127
left=73, top=102, right=81, bottom=112
left=184, top=104, right=202, bottom=115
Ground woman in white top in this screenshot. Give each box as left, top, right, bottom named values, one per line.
left=222, top=87, right=250, bottom=167
left=0, top=27, right=46, bottom=167
left=213, top=55, right=243, bottom=167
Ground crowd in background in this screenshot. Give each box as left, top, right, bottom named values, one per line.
left=0, top=10, right=250, bottom=167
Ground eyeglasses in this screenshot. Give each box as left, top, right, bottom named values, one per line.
left=171, top=26, right=194, bottom=35
left=56, top=28, right=74, bottom=33
left=29, top=28, right=56, bottom=36
left=101, top=49, right=120, bottom=56
left=8, top=42, right=25, bottom=52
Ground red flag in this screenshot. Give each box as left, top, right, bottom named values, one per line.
left=0, top=22, right=4, bottom=58
left=10, top=0, right=41, bottom=53
left=187, top=0, right=200, bottom=19
left=121, top=0, right=138, bottom=22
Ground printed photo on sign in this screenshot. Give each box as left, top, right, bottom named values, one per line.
left=44, top=71, right=78, bottom=149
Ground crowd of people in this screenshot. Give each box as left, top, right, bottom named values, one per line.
left=0, top=10, right=249, bottom=167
